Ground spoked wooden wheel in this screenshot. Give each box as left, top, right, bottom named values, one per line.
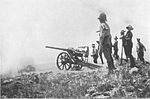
left=56, top=52, right=72, bottom=70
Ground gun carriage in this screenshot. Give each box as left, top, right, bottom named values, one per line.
left=45, top=46, right=101, bottom=70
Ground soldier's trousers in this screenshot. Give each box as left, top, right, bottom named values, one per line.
left=102, top=45, right=115, bottom=70
left=113, top=49, right=119, bottom=60
left=92, top=55, right=98, bottom=63
left=137, top=51, right=144, bottom=62
left=124, top=44, right=136, bottom=67
left=124, top=45, right=132, bottom=60
left=99, top=51, right=104, bottom=64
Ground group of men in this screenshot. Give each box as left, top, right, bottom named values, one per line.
left=91, top=12, right=146, bottom=74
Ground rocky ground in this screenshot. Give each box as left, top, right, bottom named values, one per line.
left=1, top=60, right=150, bottom=98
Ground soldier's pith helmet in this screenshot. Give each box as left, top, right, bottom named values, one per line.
left=126, top=25, right=134, bottom=30
left=98, top=13, right=107, bottom=21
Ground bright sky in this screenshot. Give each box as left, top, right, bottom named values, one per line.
left=0, top=0, right=150, bottom=73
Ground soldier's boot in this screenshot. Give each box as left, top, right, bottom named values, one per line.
left=107, top=62, right=116, bottom=75
left=116, top=54, right=119, bottom=60
left=108, top=67, right=115, bottom=75
left=110, top=62, right=116, bottom=70
left=130, top=55, right=136, bottom=68
left=107, top=59, right=116, bottom=69
left=110, top=55, right=116, bottom=70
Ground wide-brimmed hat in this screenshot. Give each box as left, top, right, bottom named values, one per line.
left=126, top=25, right=134, bottom=30
left=137, top=38, right=140, bottom=41
left=114, top=36, right=118, bottom=40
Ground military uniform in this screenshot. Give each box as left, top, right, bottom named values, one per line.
left=96, top=41, right=104, bottom=64
left=91, top=44, right=98, bottom=63
left=112, top=36, right=119, bottom=60
left=97, top=13, right=115, bottom=72
left=136, top=39, right=146, bottom=63
left=124, top=25, right=136, bottom=68
left=120, top=30, right=128, bottom=60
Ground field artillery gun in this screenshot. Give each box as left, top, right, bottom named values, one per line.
left=45, top=46, right=102, bottom=70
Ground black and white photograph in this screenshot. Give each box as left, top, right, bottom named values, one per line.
left=1, top=0, right=150, bottom=98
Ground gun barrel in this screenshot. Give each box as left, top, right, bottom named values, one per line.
left=45, top=46, right=68, bottom=51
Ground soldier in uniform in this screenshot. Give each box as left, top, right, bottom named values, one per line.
left=136, top=38, right=146, bottom=63
left=96, top=13, right=116, bottom=73
left=96, top=41, right=104, bottom=64
left=91, top=44, right=98, bottom=63
left=124, top=25, right=136, bottom=68
left=112, top=36, right=119, bottom=60
left=120, top=30, right=128, bottom=61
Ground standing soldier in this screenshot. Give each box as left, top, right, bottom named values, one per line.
left=124, top=25, right=136, bottom=68
left=136, top=38, right=146, bottom=63
left=91, top=44, right=98, bottom=63
left=96, top=41, right=104, bottom=64
left=96, top=13, right=116, bottom=74
left=112, top=36, right=119, bottom=60
left=120, top=30, right=128, bottom=63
